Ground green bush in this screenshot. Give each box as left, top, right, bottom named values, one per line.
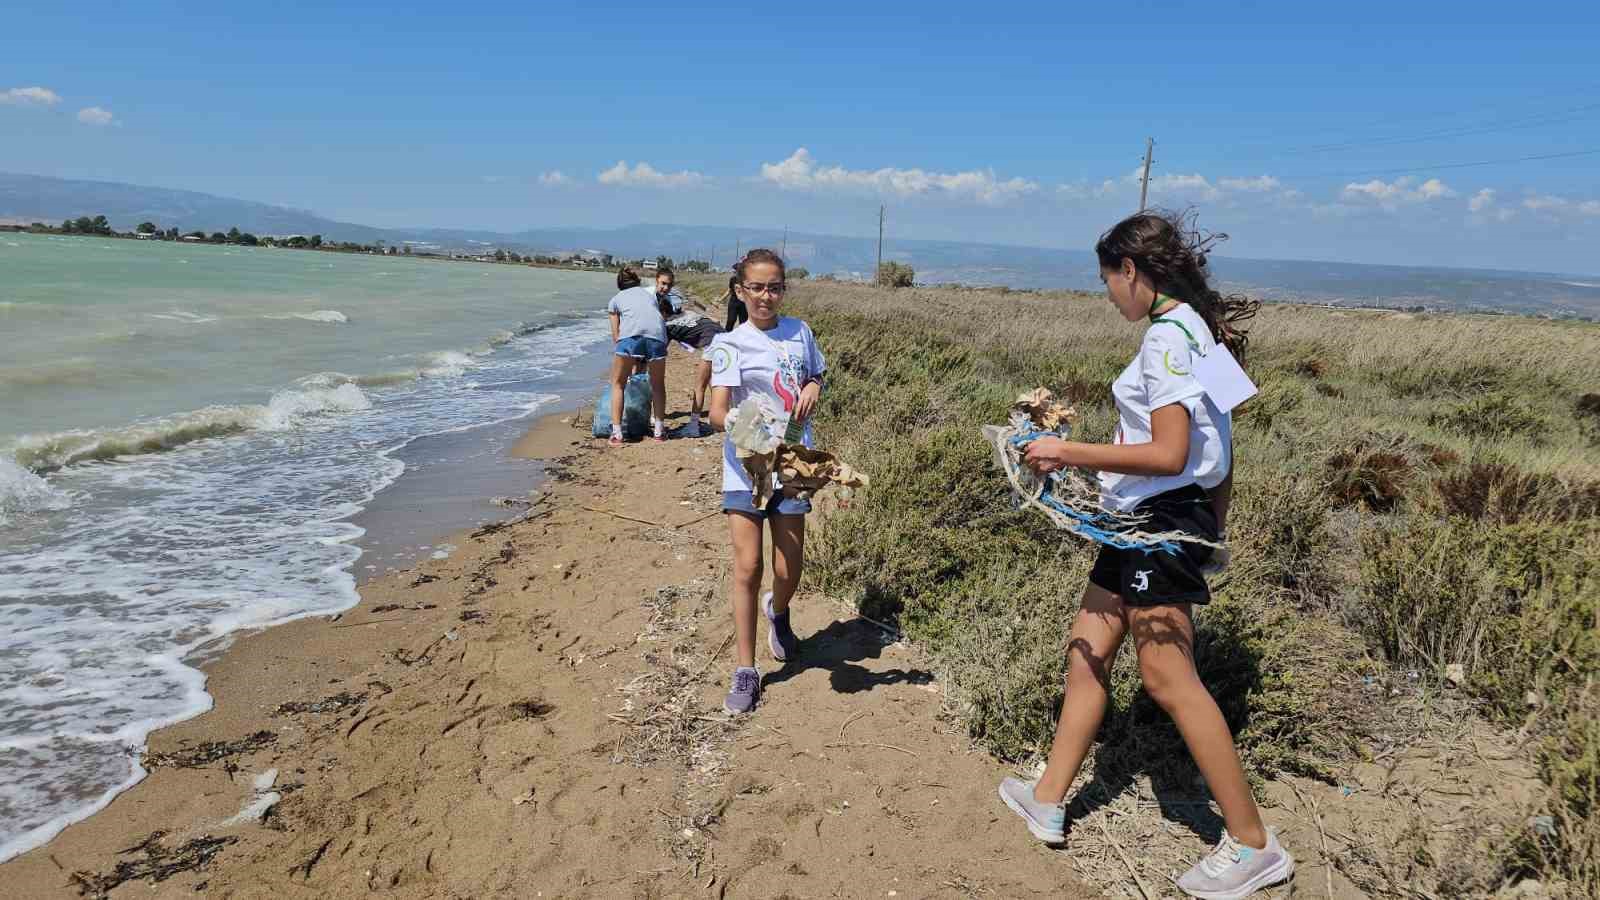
left=875, top=261, right=915, bottom=288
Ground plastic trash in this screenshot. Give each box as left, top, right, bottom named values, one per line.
left=592, top=373, right=652, bottom=438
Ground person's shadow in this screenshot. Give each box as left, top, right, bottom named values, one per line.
left=761, top=617, right=934, bottom=694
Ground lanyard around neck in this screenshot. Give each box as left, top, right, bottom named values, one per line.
left=1147, top=294, right=1202, bottom=351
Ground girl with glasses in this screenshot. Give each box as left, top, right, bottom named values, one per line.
left=705, top=250, right=825, bottom=714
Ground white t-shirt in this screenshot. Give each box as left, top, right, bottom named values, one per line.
left=1098, top=303, right=1232, bottom=512
left=707, top=317, right=827, bottom=493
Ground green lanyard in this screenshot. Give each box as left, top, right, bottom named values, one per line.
left=1147, top=294, right=1203, bottom=352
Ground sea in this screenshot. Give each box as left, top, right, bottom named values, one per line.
left=0, top=232, right=614, bottom=862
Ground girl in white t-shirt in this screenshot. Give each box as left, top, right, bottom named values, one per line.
left=996, top=212, right=1295, bottom=899
left=706, top=249, right=826, bottom=715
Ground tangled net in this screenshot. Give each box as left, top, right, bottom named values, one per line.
left=982, top=388, right=1220, bottom=555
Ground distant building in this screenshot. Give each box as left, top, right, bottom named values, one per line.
left=181, top=235, right=204, bottom=242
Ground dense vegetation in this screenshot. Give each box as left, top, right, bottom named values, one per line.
left=686, top=274, right=1599, bottom=894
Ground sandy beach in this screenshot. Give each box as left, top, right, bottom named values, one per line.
left=0, top=346, right=1097, bottom=899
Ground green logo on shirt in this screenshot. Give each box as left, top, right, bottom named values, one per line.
left=708, top=345, right=733, bottom=375
left=1163, top=349, right=1190, bottom=376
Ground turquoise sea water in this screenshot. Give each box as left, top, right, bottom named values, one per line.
left=0, top=232, right=613, bottom=861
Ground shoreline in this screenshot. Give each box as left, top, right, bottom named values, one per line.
left=1, top=344, right=1096, bottom=899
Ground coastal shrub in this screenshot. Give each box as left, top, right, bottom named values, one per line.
left=875, top=261, right=915, bottom=288
left=1428, top=391, right=1550, bottom=443
left=1326, top=442, right=1413, bottom=513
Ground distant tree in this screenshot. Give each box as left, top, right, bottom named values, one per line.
left=61, top=219, right=75, bottom=233
left=226, top=227, right=241, bottom=243
left=186, top=230, right=207, bottom=240
left=655, top=255, right=674, bottom=270
left=310, top=234, right=323, bottom=248
left=403, top=244, right=412, bottom=255
left=209, top=232, right=227, bottom=243
left=601, top=254, right=614, bottom=268
left=876, top=261, right=914, bottom=288
left=165, top=227, right=179, bottom=240
left=681, top=259, right=711, bottom=273
left=137, top=221, right=158, bottom=234
left=493, top=248, right=507, bottom=262
left=238, top=233, right=259, bottom=246
left=74, top=216, right=93, bottom=233
left=90, top=215, right=110, bottom=235
left=789, top=266, right=809, bottom=280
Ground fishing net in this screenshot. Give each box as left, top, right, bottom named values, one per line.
left=982, top=388, right=1220, bottom=555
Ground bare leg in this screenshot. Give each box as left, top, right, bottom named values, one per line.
left=608, top=355, right=631, bottom=437
left=647, top=357, right=668, bottom=424
left=1034, top=584, right=1128, bottom=803
left=767, top=513, right=805, bottom=615
left=694, top=359, right=712, bottom=419
left=727, top=512, right=764, bottom=668
left=1129, top=604, right=1267, bottom=849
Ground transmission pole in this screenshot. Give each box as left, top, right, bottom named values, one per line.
left=876, top=205, right=885, bottom=277
left=1138, top=138, right=1155, bottom=212
left=781, top=225, right=788, bottom=258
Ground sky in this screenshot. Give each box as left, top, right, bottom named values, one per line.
left=4, top=1, right=1600, bottom=273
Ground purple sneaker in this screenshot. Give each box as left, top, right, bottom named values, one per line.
left=723, top=666, right=760, bottom=715
left=762, top=592, right=800, bottom=662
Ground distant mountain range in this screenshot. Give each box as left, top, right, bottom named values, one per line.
left=4, top=172, right=1597, bottom=318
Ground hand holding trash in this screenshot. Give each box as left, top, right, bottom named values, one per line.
left=727, top=396, right=868, bottom=505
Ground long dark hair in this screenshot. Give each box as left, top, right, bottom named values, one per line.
left=1094, top=210, right=1259, bottom=362
left=723, top=274, right=748, bottom=332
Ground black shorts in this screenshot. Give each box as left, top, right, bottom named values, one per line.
left=1087, top=484, right=1218, bottom=607
left=667, top=318, right=723, bottom=350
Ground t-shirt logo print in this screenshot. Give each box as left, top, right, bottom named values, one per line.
left=1132, top=569, right=1152, bottom=592
left=772, top=355, right=804, bottom=412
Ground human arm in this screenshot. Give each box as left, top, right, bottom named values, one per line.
left=1023, top=403, right=1190, bottom=476
left=608, top=311, right=620, bottom=343
left=792, top=326, right=826, bottom=422
left=1207, top=449, right=1233, bottom=532
left=709, top=386, right=733, bottom=430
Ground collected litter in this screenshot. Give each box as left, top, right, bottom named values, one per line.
left=726, top=397, right=869, bottom=505
left=982, top=387, right=1222, bottom=554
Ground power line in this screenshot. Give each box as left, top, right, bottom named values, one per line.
left=1280, top=147, right=1600, bottom=181
left=1285, top=101, right=1600, bottom=155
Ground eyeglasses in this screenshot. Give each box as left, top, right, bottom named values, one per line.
left=741, top=281, right=786, bottom=296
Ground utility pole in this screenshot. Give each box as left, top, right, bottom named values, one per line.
left=781, top=226, right=788, bottom=258
left=1138, top=137, right=1155, bottom=212
left=876, top=205, right=885, bottom=277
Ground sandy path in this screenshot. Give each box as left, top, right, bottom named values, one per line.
left=3, top=347, right=1096, bottom=899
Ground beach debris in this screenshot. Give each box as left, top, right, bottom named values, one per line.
left=410, top=573, right=439, bottom=587
left=491, top=495, right=532, bottom=508
left=223, top=769, right=282, bottom=826
left=288, top=837, right=334, bottom=881
left=727, top=396, right=870, bottom=504
left=1444, top=662, right=1466, bottom=686
left=1529, top=815, right=1557, bottom=838
left=1525, top=690, right=1543, bottom=709
left=143, top=731, right=276, bottom=770
left=776, top=445, right=870, bottom=501
left=273, top=691, right=366, bottom=717
left=70, top=831, right=238, bottom=898
left=369, top=602, right=436, bottom=613
left=982, top=386, right=1221, bottom=553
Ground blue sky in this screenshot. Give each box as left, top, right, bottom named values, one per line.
left=4, top=1, right=1599, bottom=272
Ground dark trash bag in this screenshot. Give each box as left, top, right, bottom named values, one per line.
left=592, top=373, right=652, bottom=438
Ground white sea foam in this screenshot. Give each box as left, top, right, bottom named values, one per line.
left=0, top=314, right=612, bottom=863
left=263, top=309, right=350, bottom=324
left=147, top=309, right=220, bottom=324
left=421, top=350, right=478, bottom=377
left=0, top=457, right=70, bottom=525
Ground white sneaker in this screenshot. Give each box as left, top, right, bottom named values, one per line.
left=651, top=418, right=665, bottom=442
left=1177, top=829, right=1294, bottom=899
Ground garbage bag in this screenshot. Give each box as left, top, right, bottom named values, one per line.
left=592, top=373, right=652, bottom=438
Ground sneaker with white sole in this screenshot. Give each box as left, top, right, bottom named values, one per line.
left=723, top=666, right=760, bottom=714
left=1176, top=829, right=1294, bottom=899
left=997, top=776, right=1066, bottom=845
left=651, top=418, right=665, bottom=442
left=762, top=591, right=800, bottom=662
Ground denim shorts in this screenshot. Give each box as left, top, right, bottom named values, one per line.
left=722, top=490, right=812, bottom=519
left=615, top=335, right=667, bottom=361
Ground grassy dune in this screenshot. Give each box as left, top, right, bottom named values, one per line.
left=685, top=275, right=1600, bottom=893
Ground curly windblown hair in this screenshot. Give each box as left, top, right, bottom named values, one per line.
left=1095, top=209, right=1260, bottom=362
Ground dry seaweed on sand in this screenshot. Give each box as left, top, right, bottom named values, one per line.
left=142, top=730, right=275, bottom=769
left=70, top=831, right=237, bottom=898
left=272, top=692, right=366, bottom=716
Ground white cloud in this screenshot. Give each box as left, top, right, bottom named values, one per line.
left=0, top=86, right=61, bottom=106
left=758, top=148, right=1037, bottom=205
left=537, top=170, right=571, bottom=186
left=1341, top=176, right=1456, bottom=208
left=76, top=106, right=115, bottom=126
left=597, top=160, right=707, bottom=188
left=1521, top=192, right=1600, bottom=217
left=1218, top=175, right=1282, bottom=193
left=1468, top=188, right=1495, bottom=212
